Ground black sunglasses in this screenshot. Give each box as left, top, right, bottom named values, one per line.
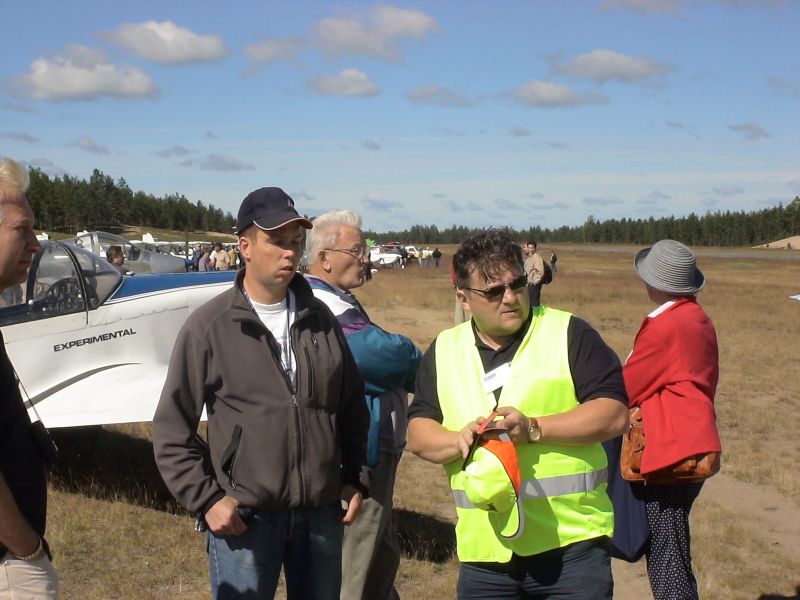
left=460, top=274, right=528, bottom=300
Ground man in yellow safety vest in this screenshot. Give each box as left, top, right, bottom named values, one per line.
left=407, top=229, right=629, bottom=600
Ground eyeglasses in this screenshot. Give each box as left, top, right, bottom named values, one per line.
left=460, top=275, right=528, bottom=300
left=327, top=246, right=368, bottom=259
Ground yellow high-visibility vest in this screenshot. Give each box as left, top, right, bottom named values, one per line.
left=436, top=307, right=613, bottom=562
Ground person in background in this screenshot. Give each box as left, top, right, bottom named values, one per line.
left=0, top=156, right=58, bottom=599
left=624, top=239, right=720, bottom=600
left=432, top=247, right=442, bottom=268
left=154, top=187, right=370, bottom=600
left=408, top=229, right=628, bottom=600
left=523, top=240, right=544, bottom=306
left=549, top=250, right=558, bottom=274
left=227, top=245, right=238, bottom=271
left=106, top=245, right=128, bottom=274
left=305, top=210, right=421, bottom=600
left=209, top=242, right=230, bottom=271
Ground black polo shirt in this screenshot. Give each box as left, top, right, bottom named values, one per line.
left=409, top=311, right=627, bottom=423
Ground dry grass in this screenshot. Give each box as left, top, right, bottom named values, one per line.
left=42, top=244, right=800, bottom=598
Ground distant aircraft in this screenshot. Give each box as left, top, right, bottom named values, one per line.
left=369, top=246, right=402, bottom=268
left=65, top=231, right=188, bottom=274
left=1, top=240, right=236, bottom=428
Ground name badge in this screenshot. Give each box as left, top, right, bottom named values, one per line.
left=481, top=362, right=511, bottom=394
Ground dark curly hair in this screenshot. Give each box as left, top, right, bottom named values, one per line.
left=453, top=228, right=524, bottom=288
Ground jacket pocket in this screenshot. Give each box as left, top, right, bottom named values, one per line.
left=301, top=339, right=316, bottom=401
left=220, top=424, right=243, bottom=489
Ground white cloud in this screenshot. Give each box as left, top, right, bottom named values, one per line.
left=510, top=126, right=531, bottom=137
left=155, top=145, right=193, bottom=157
left=313, top=5, right=439, bottom=62
left=406, top=85, right=472, bottom=107
left=495, top=199, right=522, bottom=210
left=199, top=154, right=255, bottom=172
left=712, top=185, right=744, bottom=195
left=431, top=128, right=465, bottom=137
left=291, top=189, right=315, bottom=203
left=443, top=199, right=482, bottom=212
left=244, top=38, right=302, bottom=75
left=583, top=196, right=624, bottom=206
left=768, top=76, right=800, bottom=97
left=23, top=158, right=67, bottom=178
left=509, top=81, right=608, bottom=108
left=531, top=202, right=570, bottom=210
left=1, top=102, right=37, bottom=113
left=728, top=121, right=771, bottom=141
left=361, top=139, right=381, bottom=150
left=308, top=69, right=380, bottom=97
left=102, top=21, right=226, bottom=64
left=530, top=192, right=545, bottom=200
left=362, top=193, right=402, bottom=211
left=599, top=0, right=684, bottom=14
left=9, top=44, right=158, bottom=101
left=637, top=190, right=671, bottom=204
left=787, top=180, right=800, bottom=194
left=1, top=131, right=39, bottom=143
left=552, top=49, right=674, bottom=84
left=67, top=134, right=110, bottom=155
left=601, top=0, right=786, bottom=14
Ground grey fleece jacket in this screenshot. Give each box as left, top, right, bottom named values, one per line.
left=153, top=271, right=369, bottom=516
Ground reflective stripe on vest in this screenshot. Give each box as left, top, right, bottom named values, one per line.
left=453, top=468, right=608, bottom=509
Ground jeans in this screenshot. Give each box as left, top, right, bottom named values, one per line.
left=457, top=537, right=612, bottom=600
left=207, top=503, right=344, bottom=600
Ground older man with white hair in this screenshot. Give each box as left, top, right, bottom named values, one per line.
left=305, top=210, right=422, bottom=600
left=0, top=157, right=58, bottom=599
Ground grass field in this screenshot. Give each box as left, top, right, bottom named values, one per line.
left=42, top=244, right=800, bottom=599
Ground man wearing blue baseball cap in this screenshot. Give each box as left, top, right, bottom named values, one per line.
left=154, top=187, right=370, bottom=600
left=408, top=228, right=629, bottom=599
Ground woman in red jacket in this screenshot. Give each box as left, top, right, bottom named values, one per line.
left=623, top=239, right=721, bottom=600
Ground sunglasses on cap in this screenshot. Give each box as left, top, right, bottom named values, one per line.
left=460, top=275, right=528, bottom=300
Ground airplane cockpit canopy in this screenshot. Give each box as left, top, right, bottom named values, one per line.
left=0, top=241, right=122, bottom=327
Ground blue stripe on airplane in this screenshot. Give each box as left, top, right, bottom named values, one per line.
left=112, top=271, right=237, bottom=299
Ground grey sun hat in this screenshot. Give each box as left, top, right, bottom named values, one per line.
left=634, top=239, right=705, bottom=295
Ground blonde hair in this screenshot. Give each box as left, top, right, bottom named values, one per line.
left=0, top=157, right=30, bottom=223
left=305, top=210, right=363, bottom=265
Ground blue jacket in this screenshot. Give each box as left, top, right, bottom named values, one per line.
left=306, top=275, right=422, bottom=465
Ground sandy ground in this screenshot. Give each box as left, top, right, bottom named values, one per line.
left=753, top=235, right=800, bottom=250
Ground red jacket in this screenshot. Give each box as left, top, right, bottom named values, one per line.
left=623, top=298, right=721, bottom=474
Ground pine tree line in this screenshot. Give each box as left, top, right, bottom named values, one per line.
left=24, top=166, right=798, bottom=246
left=366, top=198, right=800, bottom=247
left=26, top=167, right=236, bottom=235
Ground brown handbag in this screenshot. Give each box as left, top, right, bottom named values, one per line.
left=620, top=406, right=721, bottom=484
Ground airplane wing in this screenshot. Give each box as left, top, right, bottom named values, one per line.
left=27, top=363, right=205, bottom=428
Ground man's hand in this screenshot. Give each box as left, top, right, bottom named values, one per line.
left=340, top=484, right=363, bottom=526
left=457, top=416, right=485, bottom=459
left=493, top=406, right=531, bottom=445
left=204, top=496, right=247, bottom=536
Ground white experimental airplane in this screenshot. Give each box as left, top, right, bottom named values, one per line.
left=1, top=239, right=235, bottom=428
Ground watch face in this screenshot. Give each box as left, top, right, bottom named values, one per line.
left=529, top=424, right=542, bottom=442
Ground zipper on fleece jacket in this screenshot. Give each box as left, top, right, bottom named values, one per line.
left=220, top=424, right=243, bottom=489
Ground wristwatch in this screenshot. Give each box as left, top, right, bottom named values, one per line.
left=527, top=417, right=542, bottom=443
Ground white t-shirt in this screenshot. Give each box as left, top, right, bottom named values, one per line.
left=249, top=290, right=297, bottom=390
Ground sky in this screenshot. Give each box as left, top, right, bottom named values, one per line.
left=1, top=0, right=798, bottom=233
